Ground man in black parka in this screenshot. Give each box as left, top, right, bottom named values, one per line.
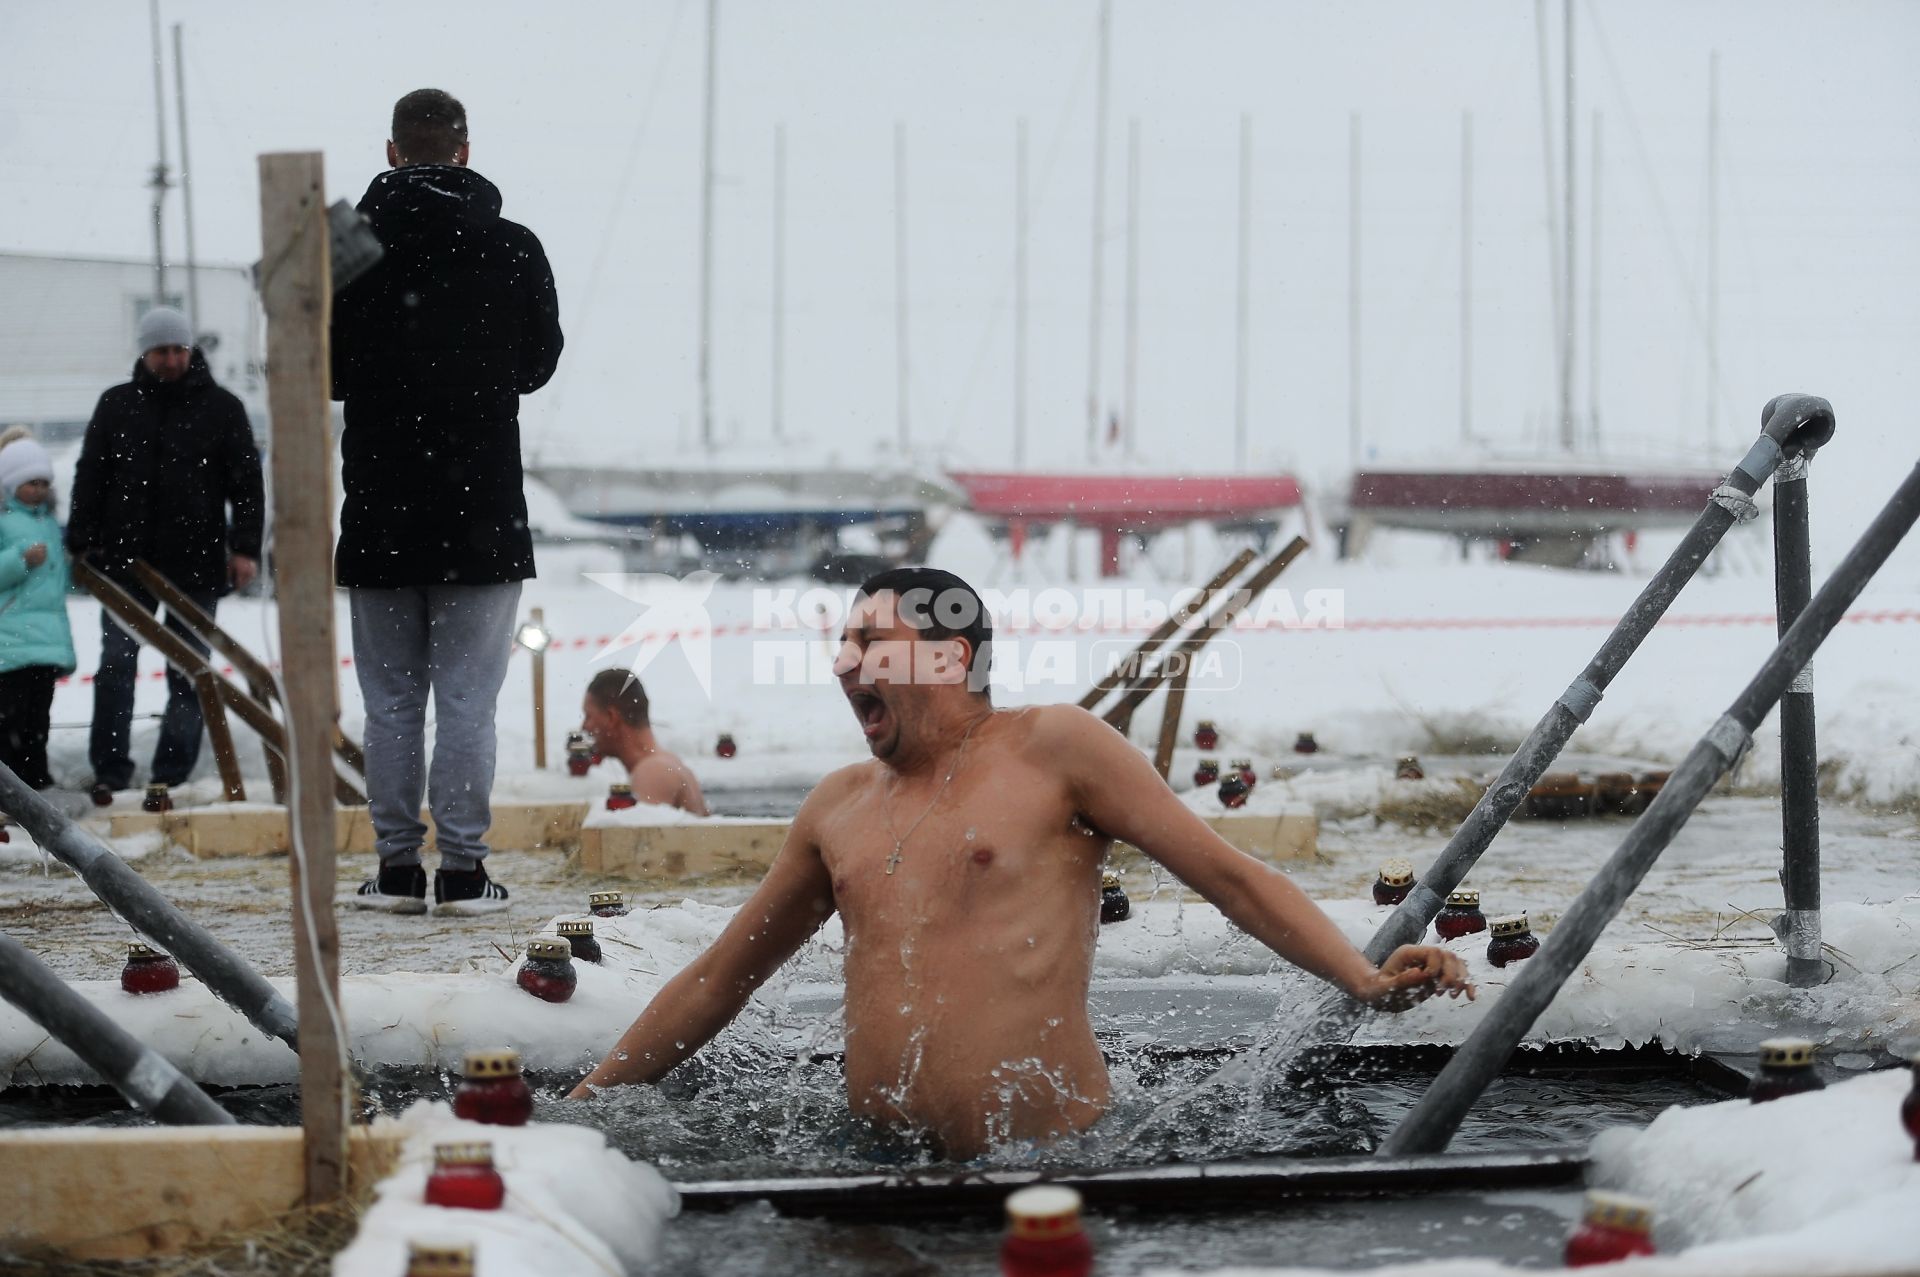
left=332, top=88, right=563, bottom=916
left=67, top=305, right=264, bottom=802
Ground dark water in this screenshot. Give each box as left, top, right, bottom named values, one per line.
left=0, top=970, right=1727, bottom=1273
left=655, top=1190, right=1586, bottom=1275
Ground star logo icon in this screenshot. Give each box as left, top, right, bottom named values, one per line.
left=585, top=571, right=723, bottom=698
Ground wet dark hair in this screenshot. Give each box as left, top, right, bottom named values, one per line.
left=391, top=88, right=467, bottom=165
left=586, top=668, right=649, bottom=726
left=855, top=566, right=993, bottom=685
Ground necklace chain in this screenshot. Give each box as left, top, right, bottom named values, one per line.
left=882, top=713, right=987, bottom=875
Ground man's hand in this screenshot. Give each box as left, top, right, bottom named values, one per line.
left=229, top=554, right=258, bottom=590
left=22, top=543, right=47, bottom=569
left=1354, top=944, right=1476, bottom=1012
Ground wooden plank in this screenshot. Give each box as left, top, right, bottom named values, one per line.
left=1150, top=658, right=1190, bottom=781
left=1102, top=537, right=1308, bottom=726
left=577, top=806, right=1315, bottom=884
left=192, top=671, right=247, bottom=802
left=133, top=560, right=366, bottom=791
left=1076, top=547, right=1255, bottom=711
left=0, top=1125, right=402, bottom=1260
left=257, top=150, right=347, bottom=1207
left=530, top=605, right=548, bottom=770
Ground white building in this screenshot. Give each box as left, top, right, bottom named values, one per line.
left=0, top=251, right=266, bottom=446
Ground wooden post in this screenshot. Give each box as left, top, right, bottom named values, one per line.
left=257, top=151, right=347, bottom=1206
left=1151, top=659, right=1190, bottom=781
left=191, top=672, right=246, bottom=802
left=530, top=605, right=548, bottom=770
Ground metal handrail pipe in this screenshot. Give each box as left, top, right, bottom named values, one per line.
left=0, top=766, right=299, bottom=1050
left=1382, top=452, right=1920, bottom=1155
left=0, top=928, right=233, bottom=1125
left=1365, top=394, right=1835, bottom=964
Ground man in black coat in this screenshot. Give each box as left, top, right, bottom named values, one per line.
left=332, top=87, right=563, bottom=917
left=66, top=305, right=265, bottom=801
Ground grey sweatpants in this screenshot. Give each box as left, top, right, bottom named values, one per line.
left=350, top=582, right=522, bottom=872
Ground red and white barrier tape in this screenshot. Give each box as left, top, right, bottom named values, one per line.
left=54, top=608, right=1920, bottom=687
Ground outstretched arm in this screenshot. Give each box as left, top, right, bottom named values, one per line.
left=569, top=793, right=837, bottom=1096
left=1044, top=706, right=1471, bottom=1007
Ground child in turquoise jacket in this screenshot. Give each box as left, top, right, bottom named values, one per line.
left=0, top=429, right=76, bottom=789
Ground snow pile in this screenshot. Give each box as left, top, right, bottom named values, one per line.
left=1589, top=1069, right=1920, bottom=1266
left=331, top=1101, right=676, bottom=1277
left=1149, top=1070, right=1920, bottom=1277
left=4, top=895, right=1914, bottom=1087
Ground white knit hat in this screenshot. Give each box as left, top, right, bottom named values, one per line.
left=136, top=306, right=193, bottom=354
left=0, top=436, right=54, bottom=496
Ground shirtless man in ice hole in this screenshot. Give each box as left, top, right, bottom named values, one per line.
left=571, top=567, right=1473, bottom=1156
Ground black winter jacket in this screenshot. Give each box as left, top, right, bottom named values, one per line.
left=65, top=350, right=265, bottom=593
left=330, top=164, right=564, bottom=588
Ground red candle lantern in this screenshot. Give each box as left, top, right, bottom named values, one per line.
left=120, top=942, right=181, bottom=995
left=141, top=783, right=172, bottom=814
left=1232, top=759, right=1257, bottom=790
left=1372, top=858, right=1416, bottom=907
left=558, top=919, right=602, bottom=964
left=1486, top=913, right=1540, bottom=967
left=1192, top=757, right=1220, bottom=787
left=1293, top=731, right=1319, bottom=755
left=1217, top=773, right=1248, bottom=809
left=1193, top=720, right=1218, bottom=751
left=405, top=1242, right=475, bottom=1277
left=605, top=783, right=638, bottom=811
left=715, top=733, right=737, bottom=759
left=589, top=890, right=629, bottom=918
left=1395, top=755, right=1424, bottom=781
left=1749, top=1038, right=1825, bottom=1103
left=452, top=1048, right=533, bottom=1127
left=423, top=1142, right=506, bottom=1211
left=1000, top=1184, right=1094, bottom=1277
left=1099, top=870, right=1130, bottom=925
left=517, top=938, right=577, bottom=1004
left=1565, top=1190, right=1656, bottom=1267
left=565, top=731, right=594, bottom=777
left=1435, top=888, right=1487, bottom=941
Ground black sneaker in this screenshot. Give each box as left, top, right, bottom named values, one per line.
left=353, top=863, right=428, bottom=915
left=433, top=866, right=510, bottom=917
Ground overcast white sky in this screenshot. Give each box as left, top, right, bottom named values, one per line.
left=5, top=0, right=1919, bottom=564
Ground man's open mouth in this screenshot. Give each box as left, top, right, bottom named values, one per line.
left=846, top=688, right=890, bottom=740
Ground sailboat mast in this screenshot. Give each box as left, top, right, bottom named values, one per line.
left=1123, top=118, right=1139, bottom=460
left=147, top=0, right=169, bottom=307
left=1085, top=0, right=1112, bottom=463
left=1560, top=0, right=1576, bottom=453
left=172, top=23, right=198, bottom=332
left=697, top=0, right=718, bottom=450
left=1015, top=118, right=1029, bottom=469
left=1589, top=110, right=1603, bottom=450
left=1460, top=110, right=1472, bottom=446
left=1707, top=49, right=1720, bottom=455
left=1234, top=113, right=1251, bottom=469
left=895, top=121, right=911, bottom=453
left=771, top=123, right=786, bottom=443
left=1348, top=112, right=1362, bottom=469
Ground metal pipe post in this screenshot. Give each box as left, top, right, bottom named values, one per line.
left=1383, top=452, right=1920, bottom=1155
left=0, top=929, right=233, bottom=1125
left=0, top=766, right=299, bottom=1049
left=1773, top=453, right=1823, bottom=986
left=1364, top=394, right=1835, bottom=965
